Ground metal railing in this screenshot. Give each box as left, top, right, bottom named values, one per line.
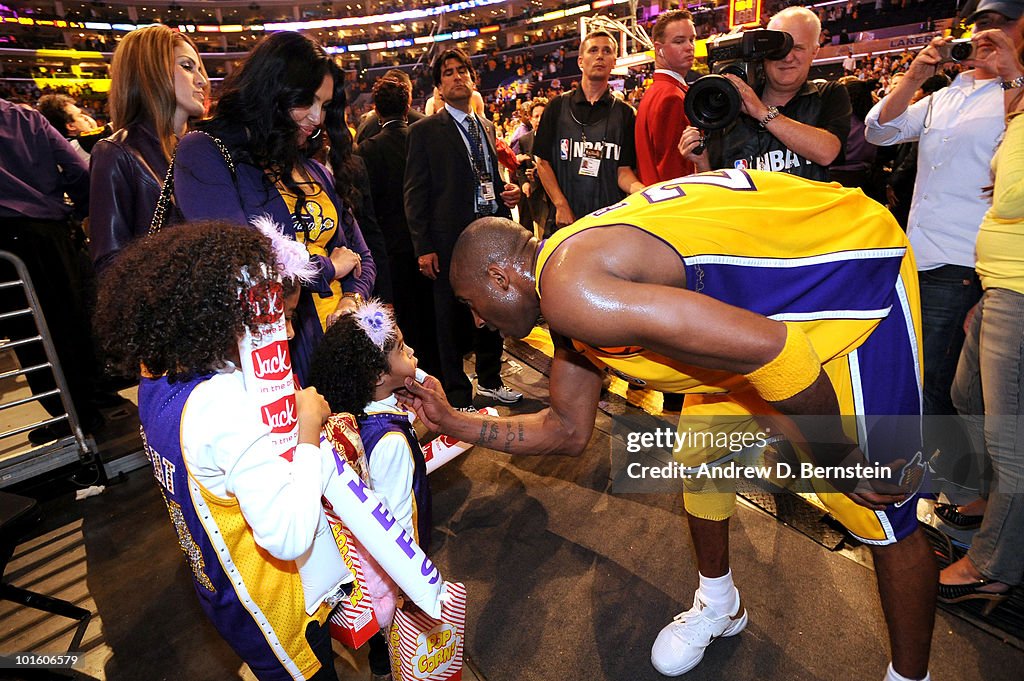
left=0, top=250, right=96, bottom=486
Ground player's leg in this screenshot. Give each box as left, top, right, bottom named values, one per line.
left=685, top=512, right=729, bottom=578
left=817, top=264, right=936, bottom=681
left=872, top=528, right=937, bottom=680
left=651, top=396, right=751, bottom=676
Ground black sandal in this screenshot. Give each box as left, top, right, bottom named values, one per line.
left=934, top=502, right=984, bottom=530
left=938, top=578, right=1009, bottom=615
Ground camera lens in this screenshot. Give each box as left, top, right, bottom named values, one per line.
left=684, top=74, right=741, bottom=130
left=950, top=41, right=974, bottom=63
left=720, top=64, right=748, bottom=79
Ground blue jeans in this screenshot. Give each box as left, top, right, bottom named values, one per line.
left=919, top=265, right=981, bottom=416
left=951, top=288, right=1024, bottom=586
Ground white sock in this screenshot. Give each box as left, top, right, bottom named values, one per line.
left=884, top=662, right=931, bottom=681
left=696, top=570, right=739, bottom=613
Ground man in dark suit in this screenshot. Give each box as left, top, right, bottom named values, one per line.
left=514, top=98, right=550, bottom=236
left=357, top=76, right=441, bottom=378
left=404, top=48, right=523, bottom=408
left=355, top=69, right=425, bottom=143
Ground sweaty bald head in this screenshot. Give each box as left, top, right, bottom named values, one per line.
left=451, top=217, right=534, bottom=287
left=450, top=217, right=541, bottom=339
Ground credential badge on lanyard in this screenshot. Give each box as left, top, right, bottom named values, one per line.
left=579, top=144, right=603, bottom=177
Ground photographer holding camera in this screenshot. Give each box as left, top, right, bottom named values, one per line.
left=680, top=7, right=851, bottom=181
left=864, top=0, right=1024, bottom=419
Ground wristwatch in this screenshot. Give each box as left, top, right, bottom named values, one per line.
left=342, top=292, right=363, bottom=306
left=759, top=106, right=781, bottom=128
left=1001, top=75, right=1024, bottom=90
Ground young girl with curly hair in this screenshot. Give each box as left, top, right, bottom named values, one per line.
left=306, top=302, right=424, bottom=681
left=94, top=220, right=347, bottom=681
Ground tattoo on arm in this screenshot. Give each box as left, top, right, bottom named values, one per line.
left=504, top=422, right=516, bottom=452
left=474, top=418, right=529, bottom=451
left=474, top=422, right=501, bottom=448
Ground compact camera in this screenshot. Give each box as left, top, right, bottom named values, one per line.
left=936, top=38, right=974, bottom=63
left=684, top=29, right=794, bottom=133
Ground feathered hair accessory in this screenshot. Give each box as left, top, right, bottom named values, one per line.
left=350, top=298, right=396, bottom=351
left=249, top=214, right=318, bottom=283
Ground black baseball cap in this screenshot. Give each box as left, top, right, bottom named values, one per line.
left=966, top=0, right=1023, bottom=23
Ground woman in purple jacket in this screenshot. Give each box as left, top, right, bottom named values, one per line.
left=173, top=31, right=375, bottom=384
left=89, top=24, right=209, bottom=274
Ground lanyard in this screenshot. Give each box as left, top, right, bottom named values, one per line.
left=454, top=114, right=489, bottom=177
left=569, top=102, right=610, bottom=148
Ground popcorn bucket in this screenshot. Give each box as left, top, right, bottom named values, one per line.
left=237, top=270, right=349, bottom=614
left=388, top=582, right=467, bottom=681
left=327, top=512, right=381, bottom=649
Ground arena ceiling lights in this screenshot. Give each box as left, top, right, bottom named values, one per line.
left=264, top=0, right=505, bottom=31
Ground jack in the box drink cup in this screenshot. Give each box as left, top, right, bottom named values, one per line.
left=237, top=264, right=350, bottom=614
left=237, top=267, right=298, bottom=460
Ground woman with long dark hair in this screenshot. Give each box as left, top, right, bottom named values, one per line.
left=173, top=30, right=375, bottom=383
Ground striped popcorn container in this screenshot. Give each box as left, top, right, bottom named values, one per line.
left=327, top=517, right=379, bottom=649
left=388, top=582, right=467, bottom=681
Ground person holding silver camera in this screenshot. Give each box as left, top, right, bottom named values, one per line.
left=939, top=0, right=1024, bottom=618
left=864, top=0, right=1024, bottom=421
left=679, top=6, right=851, bottom=181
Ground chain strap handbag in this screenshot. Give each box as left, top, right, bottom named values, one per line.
left=149, top=131, right=237, bottom=235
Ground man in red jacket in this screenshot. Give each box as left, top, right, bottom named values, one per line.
left=635, top=9, right=698, bottom=184
left=635, top=9, right=699, bottom=412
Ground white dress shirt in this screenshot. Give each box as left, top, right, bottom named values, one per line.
left=865, top=71, right=1005, bottom=270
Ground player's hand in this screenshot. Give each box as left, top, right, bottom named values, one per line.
left=840, top=448, right=914, bottom=510
left=418, top=252, right=440, bottom=280
left=554, top=202, right=576, bottom=229
left=846, top=467, right=911, bottom=510
left=797, top=432, right=914, bottom=510
left=398, top=373, right=452, bottom=432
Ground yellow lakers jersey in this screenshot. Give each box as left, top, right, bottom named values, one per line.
left=534, top=169, right=919, bottom=393
left=279, top=182, right=341, bottom=331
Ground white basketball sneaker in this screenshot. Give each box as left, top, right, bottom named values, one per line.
left=651, top=592, right=748, bottom=676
